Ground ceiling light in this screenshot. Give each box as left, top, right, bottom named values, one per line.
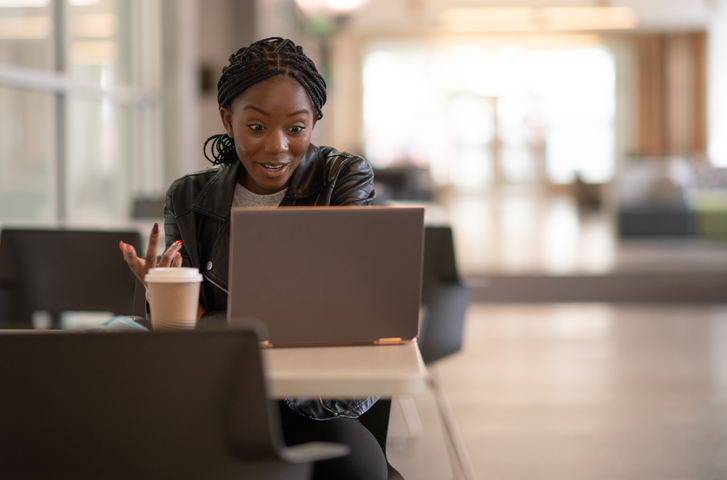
left=543, top=7, right=637, bottom=31
left=443, top=8, right=536, bottom=32
left=442, top=7, right=638, bottom=32
left=295, top=0, right=370, bottom=18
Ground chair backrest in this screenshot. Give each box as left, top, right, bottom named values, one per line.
left=132, top=197, right=166, bottom=220
left=418, top=225, right=471, bottom=364
left=0, top=228, right=143, bottom=321
left=0, top=327, right=289, bottom=480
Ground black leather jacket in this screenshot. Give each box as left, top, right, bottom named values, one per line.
left=163, top=144, right=378, bottom=421
left=163, top=144, right=376, bottom=323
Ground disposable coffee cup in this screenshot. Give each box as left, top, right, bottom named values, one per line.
left=145, top=267, right=203, bottom=331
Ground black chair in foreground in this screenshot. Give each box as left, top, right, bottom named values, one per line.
left=0, top=228, right=146, bottom=328
left=0, top=326, right=348, bottom=480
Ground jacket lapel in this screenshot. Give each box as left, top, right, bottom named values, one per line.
left=284, top=144, right=326, bottom=201
left=190, top=161, right=243, bottom=222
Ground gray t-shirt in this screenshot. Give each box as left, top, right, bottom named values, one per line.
left=232, top=183, right=287, bottom=208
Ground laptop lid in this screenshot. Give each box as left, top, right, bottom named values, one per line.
left=227, top=206, right=425, bottom=346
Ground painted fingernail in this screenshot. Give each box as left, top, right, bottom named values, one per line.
left=152, top=223, right=159, bottom=235
left=175, top=240, right=182, bottom=246
left=176, top=252, right=181, bottom=256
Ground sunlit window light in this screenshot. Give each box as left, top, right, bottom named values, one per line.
left=0, top=17, right=50, bottom=39
left=0, top=0, right=48, bottom=7
left=363, top=41, right=616, bottom=189
left=71, top=40, right=118, bottom=65
left=76, top=14, right=118, bottom=38
left=364, top=40, right=615, bottom=190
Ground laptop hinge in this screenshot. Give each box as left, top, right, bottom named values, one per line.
left=375, top=337, right=403, bottom=345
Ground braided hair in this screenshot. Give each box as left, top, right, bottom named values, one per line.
left=204, top=37, right=327, bottom=165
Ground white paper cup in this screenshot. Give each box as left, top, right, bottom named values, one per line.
left=145, top=267, right=203, bottom=331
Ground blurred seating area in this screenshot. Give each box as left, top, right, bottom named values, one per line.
left=617, top=156, right=727, bottom=239
left=373, top=165, right=437, bottom=204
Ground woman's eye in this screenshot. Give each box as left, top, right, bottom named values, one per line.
left=290, top=126, right=304, bottom=134
left=248, top=124, right=264, bottom=132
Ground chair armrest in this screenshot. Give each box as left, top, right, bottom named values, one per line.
left=278, top=441, right=350, bottom=463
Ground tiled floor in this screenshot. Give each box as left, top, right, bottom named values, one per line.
left=387, top=303, right=727, bottom=480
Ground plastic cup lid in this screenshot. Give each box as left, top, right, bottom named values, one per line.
left=145, top=267, right=203, bottom=283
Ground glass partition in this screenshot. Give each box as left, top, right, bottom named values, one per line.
left=0, top=85, right=54, bottom=223
left=0, top=0, right=163, bottom=226
left=0, top=2, right=53, bottom=70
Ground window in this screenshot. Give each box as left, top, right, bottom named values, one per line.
left=363, top=38, right=616, bottom=190
left=0, top=0, right=163, bottom=225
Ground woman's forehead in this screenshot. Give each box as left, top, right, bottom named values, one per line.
left=232, top=75, right=313, bottom=114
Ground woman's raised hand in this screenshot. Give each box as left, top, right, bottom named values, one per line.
left=119, top=223, right=183, bottom=284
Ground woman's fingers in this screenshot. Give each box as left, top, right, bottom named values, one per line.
left=158, top=240, right=183, bottom=267
left=120, top=224, right=184, bottom=284
left=119, top=241, right=146, bottom=282
left=144, top=223, right=161, bottom=270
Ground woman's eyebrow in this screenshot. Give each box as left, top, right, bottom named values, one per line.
left=243, top=105, right=268, bottom=115
left=287, top=109, right=310, bottom=117
left=242, top=106, right=310, bottom=117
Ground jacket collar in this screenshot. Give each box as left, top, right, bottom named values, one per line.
left=190, top=161, right=242, bottom=223
left=190, top=144, right=325, bottom=221
left=286, top=144, right=325, bottom=199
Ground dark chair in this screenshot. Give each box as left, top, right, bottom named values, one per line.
left=0, top=326, right=348, bottom=480
left=0, top=228, right=147, bottom=328
left=418, top=225, right=471, bottom=365
left=132, top=196, right=166, bottom=220
left=396, top=225, right=476, bottom=479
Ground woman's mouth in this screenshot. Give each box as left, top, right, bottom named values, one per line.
left=262, top=163, right=285, bottom=171
left=258, top=162, right=289, bottom=177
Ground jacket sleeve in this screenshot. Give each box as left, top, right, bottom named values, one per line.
left=329, top=156, right=376, bottom=206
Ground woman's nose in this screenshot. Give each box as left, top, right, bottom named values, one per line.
left=264, top=129, right=288, bottom=153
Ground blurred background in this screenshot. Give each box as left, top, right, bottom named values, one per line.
left=2, top=1, right=727, bottom=478
left=1, top=0, right=726, bottom=287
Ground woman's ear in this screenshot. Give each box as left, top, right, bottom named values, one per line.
left=219, top=107, right=234, bottom=138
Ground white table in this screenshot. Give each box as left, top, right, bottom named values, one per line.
left=0, top=328, right=428, bottom=399
left=262, top=340, right=427, bottom=398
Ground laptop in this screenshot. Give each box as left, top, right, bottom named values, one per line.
left=227, top=206, right=425, bottom=347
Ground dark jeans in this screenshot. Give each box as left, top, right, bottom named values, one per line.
left=278, top=401, right=388, bottom=480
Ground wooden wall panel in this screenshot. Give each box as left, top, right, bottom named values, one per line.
left=634, top=32, right=708, bottom=158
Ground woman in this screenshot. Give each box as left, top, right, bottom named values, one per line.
left=120, top=37, right=386, bottom=480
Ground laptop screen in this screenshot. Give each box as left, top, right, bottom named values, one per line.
left=227, top=206, right=425, bottom=346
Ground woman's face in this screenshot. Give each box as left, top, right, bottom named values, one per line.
left=220, top=75, right=317, bottom=195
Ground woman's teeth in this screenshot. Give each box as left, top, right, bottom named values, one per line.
left=263, top=164, right=284, bottom=171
